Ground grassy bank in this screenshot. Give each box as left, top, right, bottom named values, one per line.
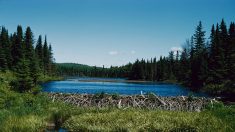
left=0, top=72, right=235, bottom=131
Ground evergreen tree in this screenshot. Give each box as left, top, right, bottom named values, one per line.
left=152, top=57, right=157, bottom=81
left=0, top=38, right=7, bottom=70
left=35, top=35, right=43, bottom=69
left=48, top=44, right=55, bottom=75
left=191, top=21, right=207, bottom=88
left=12, top=25, right=24, bottom=68
left=228, top=22, right=235, bottom=82
left=24, top=27, right=40, bottom=85
left=157, top=56, right=164, bottom=81
left=168, top=51, right=175, bottom=79
left=43, top=36, right=49, bottom=75
left=179, top=48, right=189, bottom=83
left=174, top=50, right=180, bottom=79
left=220, top=19, right=229, bottom=79
left=24, top=27, right=34, bottom=61
left=194, top=22, right=206, bottom=52
left=210, top=24, right=226, bottom=83
left=0, top=27, right=12, bottom=69
left=15, top=57, right=34, bottom=92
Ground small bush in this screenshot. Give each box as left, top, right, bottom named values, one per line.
left=93, top=91, right=107, bottom=99
left=111, top=93, right=120, bottom=100
left=205, top=101, right=224, bottom=110
left=50, top=110, right=72, bottom=130
left=32, top=85, right=42, bottom=95
left=147, top=92, right=157, bottom=101
left=203, top=84, right=224, bottom=95
left=188, top=92, right=194, bottom=101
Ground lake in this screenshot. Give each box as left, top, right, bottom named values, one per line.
left=42, top=77, right=208, bottom=97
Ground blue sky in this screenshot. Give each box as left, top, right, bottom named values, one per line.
left=0, top=0, right=234, bottom=67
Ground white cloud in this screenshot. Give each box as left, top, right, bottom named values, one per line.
left=171, top=47, right=182, bottom=52
left=109, top=51, right=118, bottom=55
left=130, top=50, right=136, bottom=54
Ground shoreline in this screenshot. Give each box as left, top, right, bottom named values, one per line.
left=76, top=79, right=153, bottom=83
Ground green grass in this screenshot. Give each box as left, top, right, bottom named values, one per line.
left=64, top=109, right=219, bottom=131
left=0, top=71, right=235, bottom=131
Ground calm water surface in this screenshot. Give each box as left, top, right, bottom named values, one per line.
left=42, top=77, right=207, bottom=97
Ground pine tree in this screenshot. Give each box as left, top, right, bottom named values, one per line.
left=0, top=39, right=7, bottom=70
left=0, top=27, right=12, bottom=69
left=168, top=51, right=175, bottom=80
left=157, top=56, right=164, bottom=81
left=178, top=40, right=190, bottom=84
left=12, top=25, right=24, bottom=68
left=48, top=44, right=55, bottom=75
left=228, top=22, right=235, bottom=82
left=15, top=57, right=34, bottom=92
left=220, top=19, right=229, bottom=79
left=35, top=35, right=44, bottom=69
left=194, top=21, right=206, bottom=52
left=191, top=21, right=207, bottom=88
left=179, top=48, right=189, bottom=82
left=24, top=27, right=34, bottom=61
left=43, top=36, right=49, bottom=75
left=152, top=57, right=157, bottom=81
left=174, top=50, right=180, bottom=79
left=24, top=27, right=40, bottom=85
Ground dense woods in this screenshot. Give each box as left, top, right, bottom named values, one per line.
left=56, top=63, right=131, bottom=78
left=57, top=19, right=235, bottom=96
left=0, top=25, right=55, bottom=92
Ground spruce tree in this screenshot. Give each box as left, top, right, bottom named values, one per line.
left=0, top=39, right=7, bottom=70
left=43, top=36, right=49, bottom=75
left=220, top=19, right=229, bottom=79
left=179, top=48, right=189, bottom=83
left=12, top=25, right=24, bottom=68
left=0, top=27, right=12, bottom=69
left=35, top=35, right=44, bottom=69
left=228, top=22, right=235, bottom=83
left=168, top=51, right=175, bottom=80
left=24, top=27, right=34, bottom=61
left=24, top=27, right=40, bottom=85
left=208, top=24, right=224, bottom=84
left=191, top=21, right=207, bottom=88
left=48, top=44, right=54, bottom=75
left=15, top=57, right=33, bottom=92
left=157, top=56, right=164, bottom=81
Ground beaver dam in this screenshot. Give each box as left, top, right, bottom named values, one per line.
left=48, top=93, right=217, bottom=112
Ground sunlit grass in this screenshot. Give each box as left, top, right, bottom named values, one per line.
left=63, top=108, right=229, bottom=131
left=0, top=115, right=45, bottom=132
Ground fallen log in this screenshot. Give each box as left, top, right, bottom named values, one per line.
left=47, top=93, right=214, bottom=111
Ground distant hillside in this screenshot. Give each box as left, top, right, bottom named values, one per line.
left=56, top=63, right=95, bottom=76
left=56, top=63, right=94, bottom=69
left=56, top=63, right=130, bottom=78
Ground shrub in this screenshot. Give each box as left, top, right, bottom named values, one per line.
left=203, top=84, right=224, bottom=95
left=49, top=109, right=73, bottom=130
left=32, top=85, right=42, bottom=95
left=188, top=92, right=195, bottom=101
left=93, top=91, right=107, bottom=99
left=111, top=93, right=120, bottom=100
left=147, top=92, right=157, bottom=101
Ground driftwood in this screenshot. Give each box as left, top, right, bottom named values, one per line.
left=47, top=93, right=215, bottom=112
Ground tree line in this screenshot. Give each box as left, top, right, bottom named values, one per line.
left=57, top=19, right=235, bottom=96
left=0, top=25, right=55, bottom=92
left=129, top=20, right=235, bottom=95
left=56, top=63, right=131, bottom=78
left=129, top=19, right=235, bottom=95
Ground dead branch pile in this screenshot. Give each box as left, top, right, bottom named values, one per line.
left=47, top=93, right=216, bottom=111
